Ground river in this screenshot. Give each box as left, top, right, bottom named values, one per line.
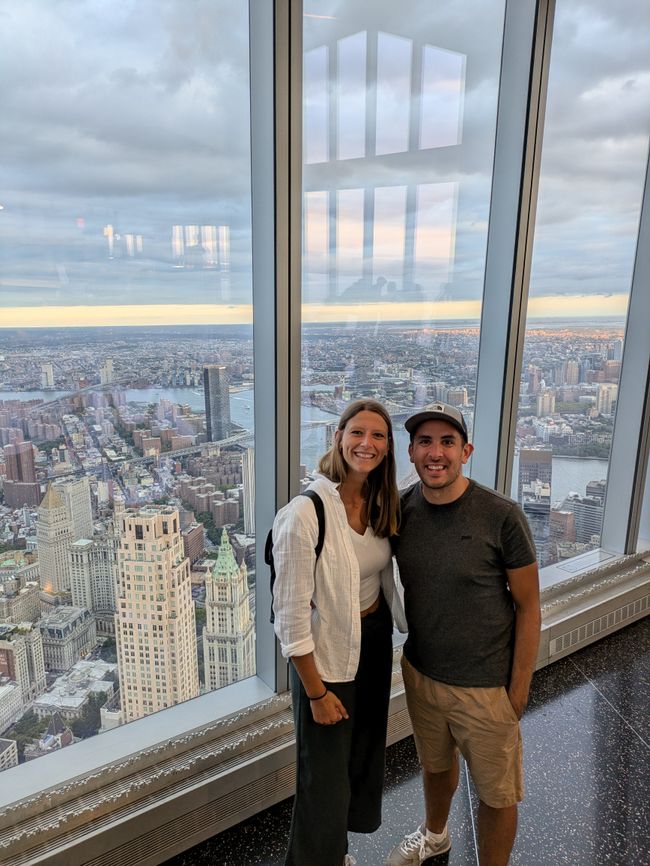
left=2, top=387, right=608, bottom=499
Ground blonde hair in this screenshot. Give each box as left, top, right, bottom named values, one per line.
left=318, top=399, right=399, bottom=537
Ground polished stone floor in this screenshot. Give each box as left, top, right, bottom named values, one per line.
left=165, top=618, right=649, bottom=866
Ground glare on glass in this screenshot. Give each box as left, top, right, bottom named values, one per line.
left=337, top=32, right=367, bottom=160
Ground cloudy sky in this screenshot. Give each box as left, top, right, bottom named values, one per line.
left=0, top=0, right=648, bottom=327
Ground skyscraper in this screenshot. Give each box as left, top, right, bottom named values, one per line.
left=40, top=363, right=54, bottom=389
left=536, top=388, right=556, bottom=417
left=55, top=476, right=94, bottom=541
left=3, top=442, right=36, bottom=484
left=100, top=359, right=114, bottom=385
left=3, top=442, right=41, bottom=508
left=36, top=484, right=73, bottom=593
left=203, top=365, right=231, bottom=442
left=115, top=506, right=199, bottom=723
left=517, top=447, right=552, bottom=504
left=562, top=494, right=604, bottom=545
left=0, top=623, right=46, bottom=703
left=596, top=383, right=618, bottom=416
left=203, top=529, right=255, bottom=691
left=69, top=535, right=118, bottom=636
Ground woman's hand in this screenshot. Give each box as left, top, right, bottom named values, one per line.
left=290, top=653, right=349, bottom=725
left=310, top=690, right=349, bottom=725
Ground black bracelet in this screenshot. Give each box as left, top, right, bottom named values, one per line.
left=308, top=688, right=328, bottom=701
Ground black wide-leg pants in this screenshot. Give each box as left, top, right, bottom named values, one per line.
left=284, top=595, right=393, bottom=866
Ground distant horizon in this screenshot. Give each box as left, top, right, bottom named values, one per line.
left=0, top=313, right=627, bottom=336
left=0, top=292, right=630, bottom=330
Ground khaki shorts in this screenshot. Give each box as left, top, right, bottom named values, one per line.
left=402, top=655, right=524, bottom=808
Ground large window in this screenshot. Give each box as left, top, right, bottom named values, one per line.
left=301, top=0, right=506, bottom=483
left=512, top=0, right=650, bottom=568
left=0, top=0, right=255, bottom=768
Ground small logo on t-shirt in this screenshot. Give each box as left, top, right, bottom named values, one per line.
left=461, top=535, right=472, bottom=540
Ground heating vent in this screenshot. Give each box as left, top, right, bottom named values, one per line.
left=84, top=763, right=297, bottom=866
left=549, top=594, right=648, bottom=657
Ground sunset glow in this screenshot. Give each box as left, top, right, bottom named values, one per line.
left=0, top=293, right=629, bottom=329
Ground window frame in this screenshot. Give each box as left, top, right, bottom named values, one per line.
left=0, top=2, right=649, bottom=863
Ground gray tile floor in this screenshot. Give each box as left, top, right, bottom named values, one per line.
left=164, top=618, right=649, bottom=866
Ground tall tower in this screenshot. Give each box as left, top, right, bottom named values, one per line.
left=55, top=476, right=94, bottom=540
left=203, top=365, right=231, bottom=442
left=41, top=363, right=54, bottom=389
left=596, top=383, right=618, bottom=416
left=242, top=448, right=255, bottom=536
left=517, top=447, right=552, bottom=505
left=3, top=442, right=37, bottom=484
left=36, top=484, right=73, bottom=593
left=0, top=623, right=46, bottom=702
left=2, top=442, right=41, bottom=508
left=115, top=506, right=199, bottom=723
left=100, top=359, right=114, bottom=385
left=203, top=529, right=255, bottom=691
left=69, top=536, right=117, bottom=632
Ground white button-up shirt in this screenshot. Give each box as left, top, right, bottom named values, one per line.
left=272, top=475, right=406, bottom=682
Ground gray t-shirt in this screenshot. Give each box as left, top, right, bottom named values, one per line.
left=394, top=479, right=536, bottom=688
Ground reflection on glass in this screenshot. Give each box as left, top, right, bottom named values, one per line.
left=338, top=33, right=367, bottom=160
left=305, top=191, right=329, bottom=299
left=512, top=0, right=650, bottom=568
left=337, top=188, right=365, bottom=293
left=373, top=186, right=407, bottom=283
left=414, top=183, right=458, bottom=294
left=0, top=0, right=255, bottom=770
left=420, top=46, right=465, bottom=149
left=305, top=45, right=330, bottom=164
left=301, top=0, right=505, bottom=484
left=376, top=32, right=413, bottom=156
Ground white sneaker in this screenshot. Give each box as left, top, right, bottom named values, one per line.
left=343, top=855, right=357, bottom=866
left=385, top=822, right=451, bottom=865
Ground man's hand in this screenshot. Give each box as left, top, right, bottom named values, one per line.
left=507, top=684, right=530, bottom=720
left=506, top=562, right=541, bottom=721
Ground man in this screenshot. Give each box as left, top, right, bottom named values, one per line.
left=386, top=403, right=541, bottom=866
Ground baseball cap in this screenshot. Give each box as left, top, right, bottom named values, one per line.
left=404, top=402, right=469, bottom=441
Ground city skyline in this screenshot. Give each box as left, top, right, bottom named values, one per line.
left=0, top=316, right=632, bottom=770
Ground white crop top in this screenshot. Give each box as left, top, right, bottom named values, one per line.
left=348, top=526, right=391, bottom=610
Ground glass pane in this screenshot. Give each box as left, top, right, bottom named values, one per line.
left=512, top=0, right=650, bottom=568
left=302, top=1, right=505, bottom=485
left=0, top=0, right=254, bottom=765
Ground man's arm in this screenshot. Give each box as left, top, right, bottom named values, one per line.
left=506, top=562, right=541, bottom=718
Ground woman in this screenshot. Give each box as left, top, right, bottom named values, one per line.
left=272, top=399, right=406, bottom=866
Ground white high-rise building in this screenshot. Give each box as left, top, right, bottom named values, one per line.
left=596, top=383, right=618, bottom=416
left=203, top=529, right=255, bottom=692
left=115, top=507, right=199, bottom=723
left=69, top=535, right=118, bottom=634
left=0, top=623, right=46, bottom=703
left=40, top=363, right=54, bottom=389
left=100, top=358, right=114, bottom=386
left=54, top=477, right=94, bottom=541
left=36, top=485, right=73, bottom=593
left=536, top=388, right=556, bottom=417
left=242, top=448, right=255, bottom=536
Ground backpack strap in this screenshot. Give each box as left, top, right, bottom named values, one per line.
left=299, top=489, right=325, bottom=558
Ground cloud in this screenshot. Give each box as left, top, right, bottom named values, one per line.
left=0, top=0, right=648, bottom=314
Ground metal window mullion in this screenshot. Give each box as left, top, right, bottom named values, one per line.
left=471, top=0, right=555, bottom=493
left=249, top=0, right=303, bottom=692
left=601, top=149, right=650, bottom=553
